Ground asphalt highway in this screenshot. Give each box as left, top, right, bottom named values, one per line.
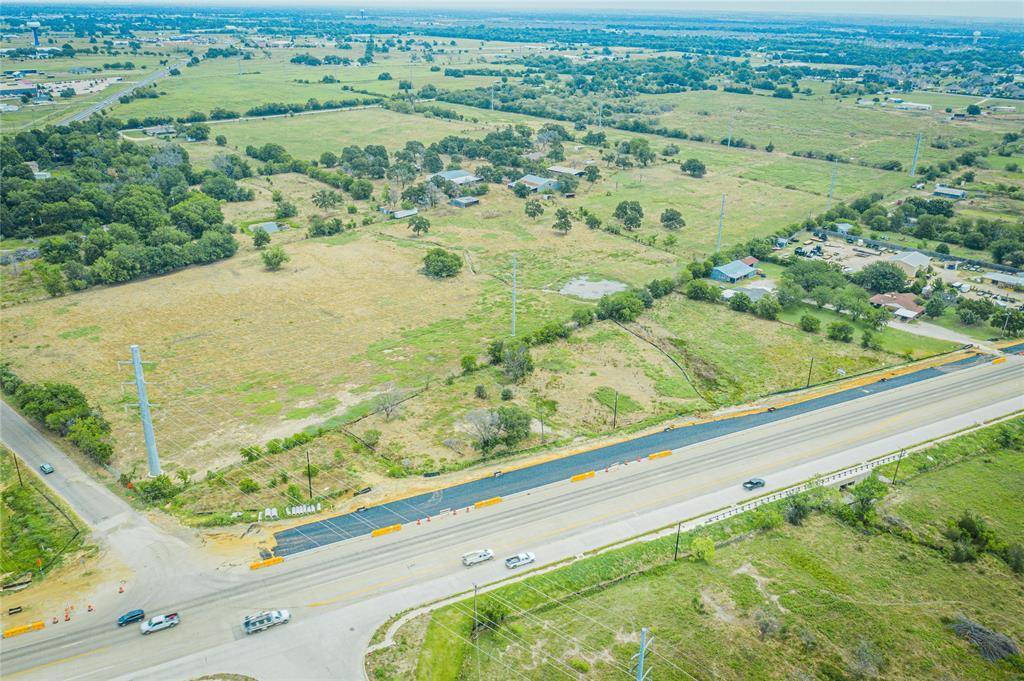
left=2, top=356, right=1020, bottom=680
left=272, top=352, right=987, bottom=554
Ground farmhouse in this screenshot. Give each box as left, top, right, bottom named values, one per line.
left=933, top=185, right=967, bottom=200
left=710, top=260, right=757, bottom=284
left=451, top=196, right=479, bottom=208
left=547, top=165, right=584, bottom=177
left=889, top=251, right=931, bottom=276
left=869, top=292, right=924, bottom=320
left=429, top=169, right=481, bottom=186
left=511, top=174, right=560, bottom=193
left=391, top=208, right=419, bottom=220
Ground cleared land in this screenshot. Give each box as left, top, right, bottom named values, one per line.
left=369, top=420, right=1024, bottom=681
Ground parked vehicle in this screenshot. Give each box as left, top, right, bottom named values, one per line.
left=117, top=609, right=145, bottom=627
left=742, top=478, right=766, bottom=491
left=39, top=463, right=54, bottom=474
left=242, top=610, right=291, bottom=634
left=461, top=549, right=495, bottom=567
left=140, top=613, right=180, bottom=635
left=504, top=552, right=536, bottom=569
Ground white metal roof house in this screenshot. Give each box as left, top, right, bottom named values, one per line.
left=428, top=169, right=481, bottom=186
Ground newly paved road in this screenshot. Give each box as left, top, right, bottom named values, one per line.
left=272, top=352, right=986, bottom=555
left=2, top=356, right=1020, bottom=681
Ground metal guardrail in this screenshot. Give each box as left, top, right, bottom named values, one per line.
left=701, top=451, right=904, bottom=525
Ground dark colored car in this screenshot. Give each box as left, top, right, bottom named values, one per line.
left=39, top=463, right=54, bottom=474
left=742, top=478, right=766, bottom=491
left=118, top=609, right=145, bottom=627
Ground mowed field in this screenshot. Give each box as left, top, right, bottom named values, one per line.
left=108, top=46, right=515, bottom=121
left=636, top=88, right=1020, bottom=166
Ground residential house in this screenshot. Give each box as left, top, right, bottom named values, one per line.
left=428, top=169, right=481, bottom=186
left=710, top=260, right=757, bottom=284
left=869, top=292, right=924, bottom=320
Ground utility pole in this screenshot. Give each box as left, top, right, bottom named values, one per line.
left=10, top=450, right=23, bottom=487
left=630, top=627, right=653, bottom=681
left=612, top=390, right=619, bottom=429
left=126, top=345, right=161, bottom=477
left=909, top=132, right=922, bottom=178
left=726, top=108, right=735, bottom=148
left=891, top=449, right=905, bottom=485
left=715, top=193, right=726, bottom=252
left=805, top=356, right=815, bottom=388
left=825, top=159, right=838, bottom=212
left=672, top=522, right=682, bottom=561
left=305, top=450, right=314, bottom=500
left=511, top=254, right=517, bottom=337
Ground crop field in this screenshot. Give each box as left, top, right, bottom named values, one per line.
left=371, top=421, right=1024, bottom=681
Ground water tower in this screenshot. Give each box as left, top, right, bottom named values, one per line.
left=972, top=30, right=981, bottom=45
left=26, top=21, right=41, bottom=47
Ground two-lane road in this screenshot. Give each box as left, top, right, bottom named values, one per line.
left=2, top=357, right=1020, bottom=680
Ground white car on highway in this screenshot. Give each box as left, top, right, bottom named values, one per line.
left=242, top=609, right=291, bottom=634
left=140, top=613, right=180, bottom=635
left=504, top=552, right=535, bottom=569
left=461, top=549, right=494, bottom=567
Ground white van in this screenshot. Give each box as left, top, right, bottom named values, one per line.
left=461, top=549, right=494, bottom=567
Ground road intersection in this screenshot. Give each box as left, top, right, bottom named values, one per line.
left=1, top=355, right=1021, bottom=680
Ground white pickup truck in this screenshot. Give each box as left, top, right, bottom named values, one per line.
left=140, top=613, right=180, bottom=635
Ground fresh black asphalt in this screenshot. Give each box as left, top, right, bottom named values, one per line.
left=272, top=353, right=986, bottom=555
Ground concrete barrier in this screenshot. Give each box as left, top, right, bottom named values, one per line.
left=648, top=450, right=673, bottom=460
left=992, top=356, right=1007, bottom=365
left=3, top=621, right=44, bottom=639
left=371, top=524, right=402, bottom=538
left=570, top=471, right=595, bottom=483
left=474, top=497, right=502, bottom=509
left=249, top=556, right=284, bottom=570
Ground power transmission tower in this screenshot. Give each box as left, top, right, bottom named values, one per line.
left=726, top=108, right=736, bottom=148
left=715, top=193, right=726, bottom=252
left=909, top=132, right=923, bottom=178
left=825, top=159, right=838, bottom=211
left=511, top=254, right=517, bottom=337
left=630, top=627, right=653, bottom=680
left=122, top=344, right=161, bottom=477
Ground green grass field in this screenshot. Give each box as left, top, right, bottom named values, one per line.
left=369, top=419, right=1024, bottom=681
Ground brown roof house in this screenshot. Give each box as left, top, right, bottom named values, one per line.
left=869, top=292, right=924, bottom=320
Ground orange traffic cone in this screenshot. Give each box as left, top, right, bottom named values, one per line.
left=118, top=585, right=124, bottom=594
left=88, top=604, right=94, bottom=612
left=52, top=616, right=58, bottom=624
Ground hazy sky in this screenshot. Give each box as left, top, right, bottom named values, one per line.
left=4, top=0, right=1023, bottom=20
